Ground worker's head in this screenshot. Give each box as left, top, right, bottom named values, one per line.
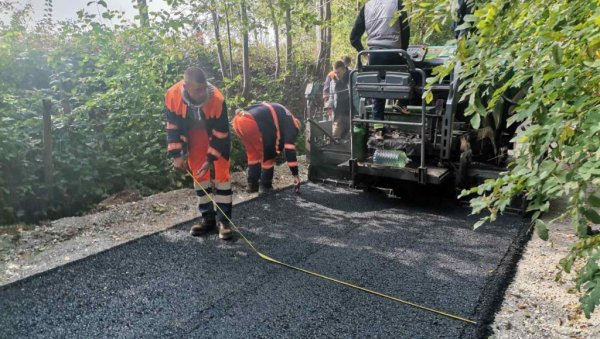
left=183, top=67, right=208, bottom=105
left=342, top=56, right=352, bottom=68
left=333, top=60, right=347, bottom=79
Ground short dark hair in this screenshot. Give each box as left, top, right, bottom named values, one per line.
left=184, top=67, right=207, bottom=84
left=333, top=60, right=345, bottom=69
left=342, top=56, right=351, bottom=66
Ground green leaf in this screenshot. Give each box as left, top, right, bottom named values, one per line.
left=589, top=194, right=600, bottom=208
left=470, top=113, right=481, bottom=129
left=552, top=44, right=562, bottom=64
left=581, top=280, right=600, bottom=319
left=535, top=219, right=549, bottom=241
left=425, top=91, right=433, bottom=104
left=463, top=14, right=478, bottom=22
left=473, top=216, right=490, bottom=230
left=560, top=256, right=573, bottom=273
left=577, top=219, right=590, bottom=237
left=584, top=209, right=600, bottom=224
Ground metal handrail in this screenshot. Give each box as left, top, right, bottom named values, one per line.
left=352, top=118, right=423, bottom=127
left=350, top=49, right=428, bottom=179
left=356, top=49, right=416, bottom=72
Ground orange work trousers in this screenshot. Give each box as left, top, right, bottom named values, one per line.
left=187, top=127, right=232, bottom=220
left=232, top=112, right=276, bottom=187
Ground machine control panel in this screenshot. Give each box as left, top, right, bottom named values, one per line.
left=424, top=45, right=456, bottom=61
left=406, top=45, right=457, bottom=67
left=407, top=45, right=427, bottom=62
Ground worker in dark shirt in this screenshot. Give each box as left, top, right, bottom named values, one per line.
left=232, top=103, right=301, bottom=194
left=452, top=0, right=474, bottom=38
left=350, top=0, right=410, bottom=138
left=326, top=60, right=351, bottom=140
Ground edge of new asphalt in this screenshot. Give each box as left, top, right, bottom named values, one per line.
left=469, top=215, right=533, bottom=338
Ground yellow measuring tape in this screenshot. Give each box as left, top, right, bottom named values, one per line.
left=188, top=170, right=477, bottom=325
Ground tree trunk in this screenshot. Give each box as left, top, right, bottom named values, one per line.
left=268, top=0, right=280, bottom=78
left=315, top=0, right=331, bottom=79
left=210, top=4, right=227, bottom=81
left=42, top=99, right=53, bottom=219
left=136, top=0, right=149, bottom=28
left=285, top=4, right=293, bottom=74
left=325, top=0, right=331, bottom=70
left=240, top=1, right=251, bottom=99
left=224, top=4, right=234, bottom=78
left=252, top=20, right=259, bottom=45
left=61, top=97, right=71, bottom=115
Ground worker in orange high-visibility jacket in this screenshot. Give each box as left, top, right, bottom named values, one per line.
left=165, top=67, right=233, bottom=240
left=232, top=103, right=301, bottom=194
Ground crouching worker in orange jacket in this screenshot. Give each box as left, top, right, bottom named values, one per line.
left=165, top=67, right=233, bottom=240
left=232, top=103, right=301, bottom=194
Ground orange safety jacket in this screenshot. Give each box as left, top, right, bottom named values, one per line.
left=164, top=80, right=230, bottom=164
left=235, top=103, right=300, bottom=176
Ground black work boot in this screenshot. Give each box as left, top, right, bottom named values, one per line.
left=247, top=181, right=259, bottom=193
left=218, top=221, right=233, bottom=240
left=259, top=182, right=273, bottom=194
left=190, top=213, right=216, bottom=236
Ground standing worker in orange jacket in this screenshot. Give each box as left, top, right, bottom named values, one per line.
left=165, top=67, right=233, bottom=240
left=232, top=103, right=301, bottom=194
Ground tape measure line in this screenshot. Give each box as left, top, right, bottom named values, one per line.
left=188, top=171, right=476, bottom=325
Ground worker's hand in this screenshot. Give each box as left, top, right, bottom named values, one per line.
left=195, top=161, right=210, bottom=178
left=173, top=157, right=188, bottom=172
left=293, top=175, right=301, bottom=193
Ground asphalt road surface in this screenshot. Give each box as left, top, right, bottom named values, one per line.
left=1, top=183, right=529, bottom=338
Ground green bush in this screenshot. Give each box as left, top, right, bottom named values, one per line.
left=0, top=3, right=311, bottom=225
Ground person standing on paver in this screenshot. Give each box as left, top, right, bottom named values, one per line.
left=322, top=67, right=338, bottom=121
left=326, top=60, right=352, bottom=141
left=165, top=67, right=233, bottom=240
left=232, top=102, right=301, bottom=194
left=323, top=56, right=353, bottom=121
left=350, top=0, right=410, bottom=140
left=342, top=55, right=353, bottom=70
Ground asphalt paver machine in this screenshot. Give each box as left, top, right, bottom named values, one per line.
left=307, top=45, right=521, bottom=198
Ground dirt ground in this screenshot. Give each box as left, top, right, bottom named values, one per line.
left=1, top=156, right=598, bottom=337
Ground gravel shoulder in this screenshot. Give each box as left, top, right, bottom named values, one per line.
left=490, top=201, right=600, bottom=338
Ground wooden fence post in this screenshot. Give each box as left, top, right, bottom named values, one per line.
left=42, top=99, right=53, bottom=209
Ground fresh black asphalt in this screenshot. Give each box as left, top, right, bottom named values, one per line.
left=0, top=183, right=529, bottom=338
